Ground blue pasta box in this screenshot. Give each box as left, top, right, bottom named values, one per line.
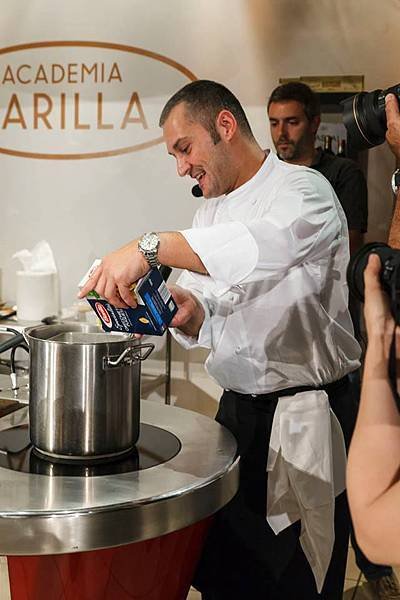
left=79, top=261, right=177, bottom=336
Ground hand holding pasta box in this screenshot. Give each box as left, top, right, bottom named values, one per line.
left=79, top=261, right=177, bottom=335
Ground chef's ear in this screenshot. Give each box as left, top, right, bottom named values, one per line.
left=215, top=110, right=237, bottom=142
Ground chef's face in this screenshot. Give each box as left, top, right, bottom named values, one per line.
left=163, top=102, right=233, bottom=198
left=268, top=100, right=319, bottom=162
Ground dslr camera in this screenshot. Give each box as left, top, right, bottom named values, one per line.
left=348, top=243, right=400, bottom=410
left=347, top=242, right=400, bottom=325
left=342, top=84, right=400, bottom=151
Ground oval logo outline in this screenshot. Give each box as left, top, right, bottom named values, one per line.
left=0, top=41, right=197, bottom=160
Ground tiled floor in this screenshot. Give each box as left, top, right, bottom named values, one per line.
left=0, top=553, right=398, bottom=599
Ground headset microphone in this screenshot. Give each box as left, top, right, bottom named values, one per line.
left=191, top=184, right=203, bottom=198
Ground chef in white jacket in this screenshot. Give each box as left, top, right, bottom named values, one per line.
left=80, top=80, right=361, bottom=600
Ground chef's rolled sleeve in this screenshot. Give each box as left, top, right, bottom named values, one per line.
left=181, top=221, right=259, bottom=289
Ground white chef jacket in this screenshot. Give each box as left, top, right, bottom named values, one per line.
left=171, top=150, right=361, bottom=591
left=173, top=150, right=361, bottom=393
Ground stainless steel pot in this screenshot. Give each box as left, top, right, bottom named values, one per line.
left=24, top=323, right=154, bottom=461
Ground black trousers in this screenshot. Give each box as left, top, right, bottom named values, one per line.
left=194, top=377, right=358, bottom=600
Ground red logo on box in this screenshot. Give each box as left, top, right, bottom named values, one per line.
left=95, top=302, right=112, bottom=328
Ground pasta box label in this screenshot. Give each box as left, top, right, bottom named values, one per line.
left=79, top=263, right=177, bottom=335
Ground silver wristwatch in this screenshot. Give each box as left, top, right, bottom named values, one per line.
left=138, top=232, right=160, bottom=268
left=392, top=168, right=400, bottom=195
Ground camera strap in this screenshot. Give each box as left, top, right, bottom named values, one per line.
left=388, top=332, right=400, bottom=412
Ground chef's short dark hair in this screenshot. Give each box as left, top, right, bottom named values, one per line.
left=268, top=82, right=321, bottom=121
left=159, top=80, right=254, bottom=143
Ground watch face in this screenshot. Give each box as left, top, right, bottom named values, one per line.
left=141, top=233, right=159, bottom=251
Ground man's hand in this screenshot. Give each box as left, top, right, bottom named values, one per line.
left=385, top=93, right=400, bottom=162
left=78, top=239, right=149, bottom=308
left=169, top=285, right=205, bottom=338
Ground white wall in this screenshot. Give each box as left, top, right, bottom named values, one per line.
left=0, top=0, right=398, bottom=407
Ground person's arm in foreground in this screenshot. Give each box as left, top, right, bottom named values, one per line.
left=347, top=254, right=400, bottom=565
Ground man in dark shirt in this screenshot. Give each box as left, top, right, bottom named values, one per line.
left=268, top=82, right=367, bottom=256
left=311, top=150, right=368, bottom=254
left=267, top=81, right=399, bottom=600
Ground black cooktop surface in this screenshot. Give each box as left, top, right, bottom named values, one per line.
left=0, top=423, right=181, bottom=477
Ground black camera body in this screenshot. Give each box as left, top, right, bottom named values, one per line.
left=349, top=242, right=400, bottom=410
left=342, top=84, right=400, bottom=151
left=347, top=242, right=400, bottom=325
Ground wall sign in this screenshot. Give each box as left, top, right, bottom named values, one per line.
left=0, top=41, right=197, bottom=159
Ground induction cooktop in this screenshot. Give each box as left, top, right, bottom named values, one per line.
left=0, top=422, right=181, bottom=477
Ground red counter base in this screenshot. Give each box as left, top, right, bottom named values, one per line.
left=7, top=518, right=211, bottom=600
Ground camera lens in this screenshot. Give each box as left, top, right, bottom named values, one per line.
left=342, top=90, right=387, bottom=151
left=342, top=84, right=400, bottom=151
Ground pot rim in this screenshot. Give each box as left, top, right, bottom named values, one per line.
left=24, top=322, right=135, bottom=346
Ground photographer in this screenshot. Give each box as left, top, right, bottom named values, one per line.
left=347, top=94, right=400, bottom=565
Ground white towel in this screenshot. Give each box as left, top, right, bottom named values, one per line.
left=266, top=390, right=347, bottom=593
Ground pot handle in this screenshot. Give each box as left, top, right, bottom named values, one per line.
left=103, top=343, right=154, bottom=370
left=0, top=328, right=27, bottom=354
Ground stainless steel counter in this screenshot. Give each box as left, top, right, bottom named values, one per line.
left=0, top=400, right=239, bottom=556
